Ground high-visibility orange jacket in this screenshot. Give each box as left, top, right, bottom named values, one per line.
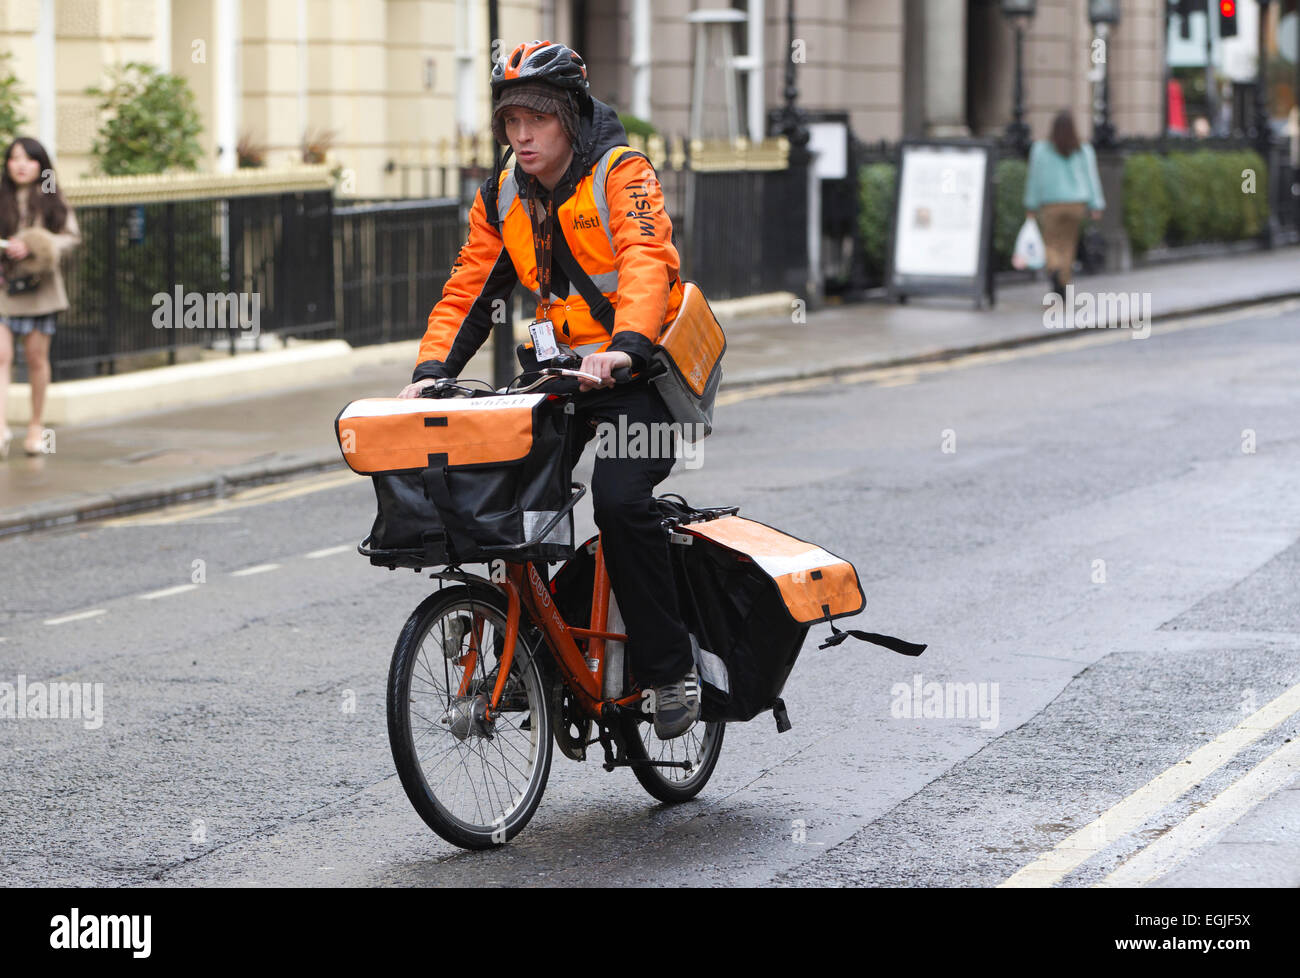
left=413, top=98, right=683, bottom=383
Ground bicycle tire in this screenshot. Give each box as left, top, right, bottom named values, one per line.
left=620, top=710, right=725, bottom=804
left=387, top=584, right=553, bottom=849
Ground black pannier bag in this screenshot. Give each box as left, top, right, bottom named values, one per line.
left=549, top=496, right=925, bottom=729
left=665, top=506, right=925, bottom=728
left=335, top=392, right=577, bottom=569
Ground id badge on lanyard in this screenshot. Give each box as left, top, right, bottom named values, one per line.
left=528, top=318, right=560, bottom=361
left=527, top=194, right=563, bottom=362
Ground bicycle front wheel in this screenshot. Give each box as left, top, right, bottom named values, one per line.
left=387, top=584, right=553, bottom=850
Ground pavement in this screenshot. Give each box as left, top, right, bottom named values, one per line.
left=1, top=246, right=1297, bottom=537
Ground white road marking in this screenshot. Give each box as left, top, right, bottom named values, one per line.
left=1097, top=736, right=1300, bottom=888
left=44, top=609, right=108, bottom=626
left=138, top=584, right=199, bottom=601
left=999, top=681, right=1300, bottom=888
left=305, top=544, right=354, bottom=559
left=230, top=563, right=281, bottom=577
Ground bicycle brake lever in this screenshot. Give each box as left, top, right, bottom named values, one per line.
left=541, top=367, right=603, bottom=386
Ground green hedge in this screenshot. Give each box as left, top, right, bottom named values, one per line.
left=1122, top=153, right=1170, bottom=254
left=857, top=148, right=1270, bottom=271
left=857, top=162, right=896, bottom=280
left=991, top=158, right=1027, bottom=270
left=1124, top=149, right=1268, bottom=253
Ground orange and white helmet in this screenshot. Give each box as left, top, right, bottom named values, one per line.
left=491, top=40, right=588, bottom=96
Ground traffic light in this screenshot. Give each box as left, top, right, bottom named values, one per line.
left=1218, top=0, right=1238, bottom=38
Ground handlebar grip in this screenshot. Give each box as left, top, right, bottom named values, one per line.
left=612, top=367, right=633, bottom=385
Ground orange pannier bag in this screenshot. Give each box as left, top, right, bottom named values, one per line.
left=335, top=391, right=576, bottom=569
left=664, top=509, right=925, bottom=728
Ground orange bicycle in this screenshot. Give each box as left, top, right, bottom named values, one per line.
left=344, top=363, right=920, bottom=850
left=368, top=368, right=729, bottom=850
left=383, top=496, right=736, bottom=850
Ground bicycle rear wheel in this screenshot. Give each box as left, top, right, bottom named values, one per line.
left=387, top=584, right=553, bottom=849
left=620, top=711, right=724, bottom=804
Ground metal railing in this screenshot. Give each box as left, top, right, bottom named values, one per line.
left=49, top=168, right=337, bottom=381
left=332, top=197, right=462, bottom=348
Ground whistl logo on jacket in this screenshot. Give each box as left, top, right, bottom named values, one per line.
left=624, top=182, right=656, bottom=237
left=572, top=211, right=601, bottom=231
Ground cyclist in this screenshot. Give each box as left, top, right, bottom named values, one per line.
left=397, top=40, right=700, bottom=738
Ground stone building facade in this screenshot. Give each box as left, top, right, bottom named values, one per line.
left=0, top=0, right=1167, bottom=197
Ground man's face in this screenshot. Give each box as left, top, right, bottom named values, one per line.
left=501, top=106, right=573, bottom=188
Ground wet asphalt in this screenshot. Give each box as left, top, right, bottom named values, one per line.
left=1, top=301, right=1298, bottom=887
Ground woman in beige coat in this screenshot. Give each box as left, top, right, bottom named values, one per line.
left=0, top=137, right=81, bottom=457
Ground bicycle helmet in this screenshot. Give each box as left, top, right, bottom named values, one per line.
left=491, top=40, right=589, bottom=96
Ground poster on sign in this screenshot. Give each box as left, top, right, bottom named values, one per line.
left=886, top=141, right=997, bottom=309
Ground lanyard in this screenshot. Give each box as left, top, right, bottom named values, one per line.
left=526, top=193, right=555, bottom=318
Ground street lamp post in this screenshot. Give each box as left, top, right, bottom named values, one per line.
left=1252, top=0, right=1277, bottom=248
left=765, top=0, right=815, bottom=305
left=1251, top=0, right=1273, bottom=156
left=1089, top=0, right=1121, bottom=150
left=1000, top=0, right=1037, bottom=156
left=768, top=0, right=810, bottom=152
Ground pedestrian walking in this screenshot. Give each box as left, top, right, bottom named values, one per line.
left=1023, top=110, right=1105, bottom=299
left=0, top=137, right=80, bottom=458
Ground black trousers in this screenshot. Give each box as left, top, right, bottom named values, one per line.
left=564, top=380, right=694, bottom=688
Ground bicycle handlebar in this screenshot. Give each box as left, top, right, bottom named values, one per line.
left=415, top=362, right=639, bottom=399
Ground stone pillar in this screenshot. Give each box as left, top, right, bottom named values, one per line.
left=923, top=0, right=969, bottom=137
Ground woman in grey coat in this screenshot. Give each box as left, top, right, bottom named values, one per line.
left=0, top=137, right=81, bottom=457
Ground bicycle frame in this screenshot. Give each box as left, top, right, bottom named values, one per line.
left=480, top=540, right=643, bottom=724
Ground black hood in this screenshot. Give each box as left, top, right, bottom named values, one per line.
left=574, top=95, right=629, bottom=171
left=512, top=95, right=628, bottom=203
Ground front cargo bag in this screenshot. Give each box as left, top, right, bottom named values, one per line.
left=335, top=392, right=574, bottom=569
left=670, top=515, right=924, bottom=725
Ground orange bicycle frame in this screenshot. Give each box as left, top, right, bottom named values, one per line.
left=481, top=540, right=643, bottom=722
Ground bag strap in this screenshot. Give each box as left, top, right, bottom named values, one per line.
left=816, top=603, right=927, bottom=655
left=551, top=230, right=616, bottom=330
left=420, top=465, right=479, bottom=563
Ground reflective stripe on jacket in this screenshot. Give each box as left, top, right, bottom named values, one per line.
left=414, top=142, right=683, bottom=380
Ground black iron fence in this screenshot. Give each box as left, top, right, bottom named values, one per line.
left=332, top=198, right=462, bottom=347
left=228, top=190, right=335, bottom=342
left=53, top=186, right=335, bottom=381
left=684, top=165, right=809, bottom=301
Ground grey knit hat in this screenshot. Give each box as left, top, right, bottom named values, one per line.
left=491, top=80, right=580, bottom=147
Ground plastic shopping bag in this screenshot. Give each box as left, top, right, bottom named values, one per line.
left=1011, top=217, right=1046, bottom=271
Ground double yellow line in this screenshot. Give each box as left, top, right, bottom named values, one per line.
left=103, top=469, right=358, bottom=527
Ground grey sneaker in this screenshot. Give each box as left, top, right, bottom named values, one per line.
left=652, top=671, right=701, bottom=739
